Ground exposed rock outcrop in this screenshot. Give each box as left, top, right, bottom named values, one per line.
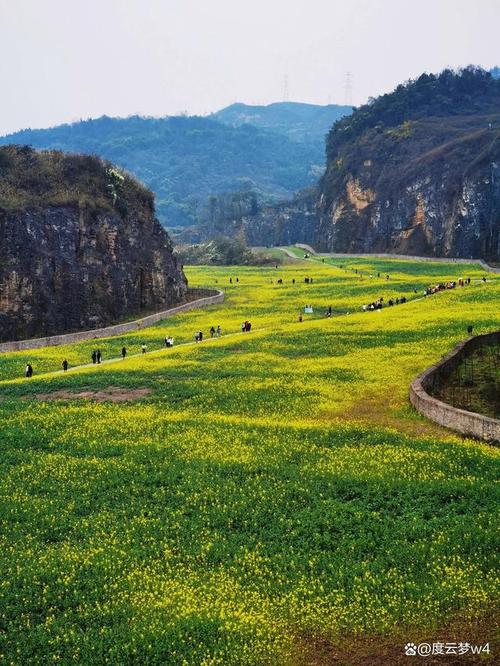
left=176, top=188, right=319, bottom=248
left=316, top=68, right=500, bottom=260
left=200, top=69, right=500, bottom=261
left=0, top=146, right=187, bottom=341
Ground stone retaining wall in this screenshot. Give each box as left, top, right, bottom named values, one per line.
left=0, top=289, right=224, bottom=353
left=409, top=332, right=500, bottom=442
left=294, top=244, right=500, bottom=273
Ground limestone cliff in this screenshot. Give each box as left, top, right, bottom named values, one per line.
left=176, top=188, right=318, bottom=248
left=0, top=146, right=187, bottom=341
left=316, top=68, right=500, bottom=260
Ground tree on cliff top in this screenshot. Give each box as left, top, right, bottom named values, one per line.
left=327, top=66, right=500, bottom=157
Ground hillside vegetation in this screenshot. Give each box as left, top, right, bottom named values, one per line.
left=0, top=144, right=152, bottom=214
left=0, top=255, right=498, bottom=664
left=317, top=67, right=500, bottom=259
left=213, top=101, right=351, bottom=143
left=0, top=104, right=350, bottom=229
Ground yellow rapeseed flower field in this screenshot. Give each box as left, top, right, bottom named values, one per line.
left=0, top=252, right=498, bottom=664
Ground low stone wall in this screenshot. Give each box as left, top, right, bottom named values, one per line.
left=409, top=332, right=500, bottom=442
left=294, top=244, right=500, bottom=273
left=0, top=289, right=224, bottom=353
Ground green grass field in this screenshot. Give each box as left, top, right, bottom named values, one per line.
left=0, top=253, right=499, bottom=664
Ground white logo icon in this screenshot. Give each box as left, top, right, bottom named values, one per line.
left=405, top=643, right=417, bottom=656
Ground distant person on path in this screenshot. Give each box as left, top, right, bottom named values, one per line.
left=97, top=350, right=102, bottom=364
left=121, top=347, right=127, bottom=359
left=298, top=314, right=303, bottom=322
left=25, top=363, right=33, bottom=378
left=198, top=331, right=203, bottom=342
left=141, top=344, right=147, bottom=354
left=229, top=277, right=233, bottom=284
left=210, top=326, right=216, bottom=337
left=241, top=322, right=246, bottom=333
left=164, top=336, right=169, bottom=347
left=166, top=336, right=174, bottom=347
left=92, top=350, right=97, bottom=364
left=292, top=278, right=295, bottom=284
left=216, top=325, right=221, bottom=337
left=62, top=360, right=68, bottom=372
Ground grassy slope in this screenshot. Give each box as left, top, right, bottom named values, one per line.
left=0, top=256, right=499, bottom=664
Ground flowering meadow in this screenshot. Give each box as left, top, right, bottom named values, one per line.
left=0, top=253, right=499, bottom=664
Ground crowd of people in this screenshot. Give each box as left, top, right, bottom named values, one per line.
left=362, top=296, right=408, bottom=311
left=362, top=275, right=479, bottom=312
left=424, top=277, right=471, bottom=295
left=20, top=269, right=488, bottom=378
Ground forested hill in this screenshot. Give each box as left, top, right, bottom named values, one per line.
left=0, top=104, right=350, bottom=229
left=213, top=101, right=351, bottom=143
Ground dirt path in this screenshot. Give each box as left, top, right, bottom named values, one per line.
left=3, top=328, right=265, bottom=383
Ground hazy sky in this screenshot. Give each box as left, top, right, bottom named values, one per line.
left=0, top=0, right=498, bottom=135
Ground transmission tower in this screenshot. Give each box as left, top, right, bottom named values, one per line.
left=344, top=71, right=353, bottom=106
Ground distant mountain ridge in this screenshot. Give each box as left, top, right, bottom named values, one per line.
left=0, top=102, right=351, bottom=229
left=212, top=101, right=352, bottom=143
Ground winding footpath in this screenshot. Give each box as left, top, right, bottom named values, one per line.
left=1, top=253, right=495, bottom=383
left=290, top=243, right=500, bottom=273
left=0, top=289, right=224, bottom=354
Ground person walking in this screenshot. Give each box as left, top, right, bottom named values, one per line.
left=96, top=350, right=102, bottom=364
left=198, top=331, right=203, bottom=342
left=216, top=325, right=221, bottom=337
left=210, top=326, right=216, bottom=337
left=92, top=350, right=97, bottom=364
left=25, top=363, right=33, bottom=378
left=141, top=344, right=147, bottom=354
left=121, top=347, right=127, bottom=359
left=62, top=360, right=68, bottom=372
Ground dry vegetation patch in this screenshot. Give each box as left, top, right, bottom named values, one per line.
left=35, top=386, right=152, bottom=403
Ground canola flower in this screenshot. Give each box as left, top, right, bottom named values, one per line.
left=0, top=254, right=498, bottom=664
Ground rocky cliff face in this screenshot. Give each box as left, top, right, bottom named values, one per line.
left=176, top=188, right=319, bottom=248
left=240, top=190, right=318, bottom=246
left=0, top=146, right=187, bottom=341
left=316, top=69, right=500, bottom=261
left=316, top=123, right=500, bottom=259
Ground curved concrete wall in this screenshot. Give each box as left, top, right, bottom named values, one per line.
left=294, top=244, right=500, bottom=273
left=409, top=331, right=500, bottom=442
left=0, top=289, right=224, bottom=353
